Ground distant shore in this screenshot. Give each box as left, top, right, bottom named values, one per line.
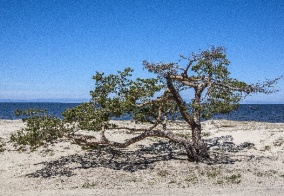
left=0, top=119, right=284, bottom=196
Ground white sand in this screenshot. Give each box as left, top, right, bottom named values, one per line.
left=0, top=119, right=284, bottom=196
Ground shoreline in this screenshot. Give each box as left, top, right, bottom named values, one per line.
left=0, top=119, right=284, bottom=195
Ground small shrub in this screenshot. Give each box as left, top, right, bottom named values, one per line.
left=157, top=170, right=169, bottom=177
left=256, top=170, right=277, bottom=177
left=184, top=175, right=198, bottom=183
left=216, top=180, right=224, bottom=185
left=10, top=109, right=68, bottom=148
left=264, top=145, right=271, bottom=151
left=206, top=168, right=221, bottom=179
left=226, top=174, right=241, bottom=184
left=82, top=182, right=97, bottom=188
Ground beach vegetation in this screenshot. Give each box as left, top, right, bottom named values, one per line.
left=10, top=109, right=69, bottom=148
left=226, top=173, right=241, bottom=184
left=10, top=46, right=281, bottom=162
left=82, top=181, right=97, bottom=188
left=184, top=175, right=198, bottom=183
left=203, top=167, right=221, bottom=179
left=263, top=145, right=271, bottom=151
left=157, top=169, right=170, bottom=177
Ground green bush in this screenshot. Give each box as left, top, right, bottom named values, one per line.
left=10, top=109, right=67, bottom=148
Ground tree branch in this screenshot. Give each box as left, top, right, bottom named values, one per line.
left=166, top=77, right=193, bottom=126
left=212, top=76, right=282, bottom=94
left=168, top=75, right=201, bottom=88
left=136, top=89, right=171, bottom=108
left=68, top=126, right=195, bottom=158
left=183, top=59, right=195, bottom=76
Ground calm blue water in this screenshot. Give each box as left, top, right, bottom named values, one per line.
left=0, top=102, right=81, bottom=120
left=213, top=104, right=284, bottom=123
left=0, top=102, right=283, bottom=123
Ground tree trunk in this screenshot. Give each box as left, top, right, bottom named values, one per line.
left=191, top=87, right=209, bottom=160
left=191, top=122, right=209, bottom=160
left=166, top=77, right=209, bottom=161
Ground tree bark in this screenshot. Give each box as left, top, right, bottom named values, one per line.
left=191, top=86, right=209, bottom=159
left=69, top=128, right=199, bottom=161
left=165, top=77, right=193, bottom=126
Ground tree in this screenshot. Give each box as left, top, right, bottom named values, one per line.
left=11, top=46, right=281, bottom=162
left=142, top=46, right=281, bottom=160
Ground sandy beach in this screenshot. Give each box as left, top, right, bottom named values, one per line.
left=0, top=119, right=284, bottom=196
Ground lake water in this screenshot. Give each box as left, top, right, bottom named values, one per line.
left=0, top=102, right=283, bottom=123
left=0, top=102, right=80, bottom=120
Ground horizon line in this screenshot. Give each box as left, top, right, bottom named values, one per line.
left=0, top=99, right=283, bottom=104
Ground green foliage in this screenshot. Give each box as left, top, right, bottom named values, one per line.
left=63, top=102, right=105, bottom=131
left=189, top=47, right=245, bottom=118
left=82, top=181, right=97, bottom=188
left=226, top=173, right=241, bottom=184
left=200, top=82, right=242, bottom=119
left=90, top=68, right=171, bottom=124
left=206, top=167, right=221, bottom=179
left=10, top=110, right=67, bottom=148
left=62, top=67, right=174, bottom=130
left=191, top=46, right=230, bottom=78
left=144, top=46, right=280, bottom=121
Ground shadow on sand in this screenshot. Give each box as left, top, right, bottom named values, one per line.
left=26, top=136, right=254, bottom=178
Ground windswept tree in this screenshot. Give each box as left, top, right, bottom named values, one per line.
left=142, top=46, right=281, bottom=160
left=12, top=46, right=281, bottom=162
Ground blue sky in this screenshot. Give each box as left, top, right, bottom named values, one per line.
left=0, top=0, right=283, bottom=103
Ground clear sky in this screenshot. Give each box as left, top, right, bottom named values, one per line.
left=0, top=0, right=283, bottom=103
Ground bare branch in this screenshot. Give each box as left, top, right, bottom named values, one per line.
left=68, top=126, right=196, bottom=159
left=183, top=59, right=195, bottom=76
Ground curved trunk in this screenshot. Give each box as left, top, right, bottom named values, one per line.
left=69, top=127, right=199, bottom=161
left=191, top=122, right=208, bottom=159
left=165, top=77, right=209, bottom=160
left=191, top=86, right=209, bottom=159
left=166, top=77, right=193, bottom=126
